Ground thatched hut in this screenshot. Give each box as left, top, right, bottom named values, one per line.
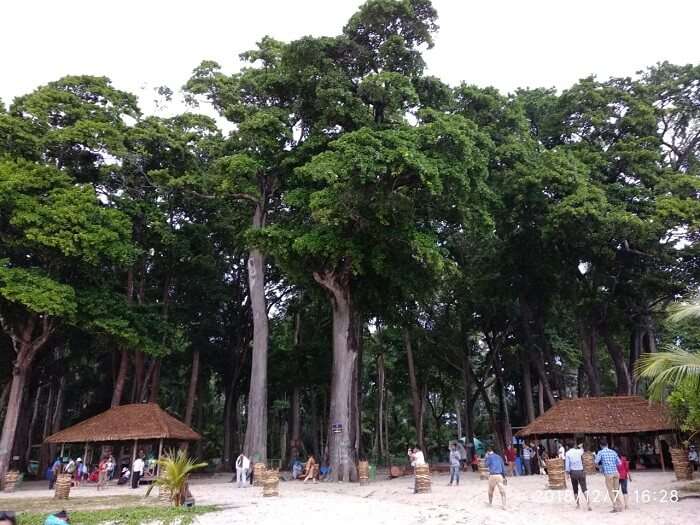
left=515, top=396, right=677, bottom=469
left=45, top=403, right=200, bottom=481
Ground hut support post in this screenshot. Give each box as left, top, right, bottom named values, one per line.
left=60, top=443, right=65, bottom=459
left=83, top=442, right=89, bottom=464
left=156, top=438, right=163, bottom=477
left=131, top=439, right=138, bottom=469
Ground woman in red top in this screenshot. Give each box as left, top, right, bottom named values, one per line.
left=617, top=453, right=632, bottom=509
left=505, top=446, right=517, bottom=476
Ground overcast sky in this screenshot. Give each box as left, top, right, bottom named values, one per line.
left=2, top=0, right=698, bottom=114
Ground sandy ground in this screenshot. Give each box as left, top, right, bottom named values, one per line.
left=1, top=471, right=697, bottom=524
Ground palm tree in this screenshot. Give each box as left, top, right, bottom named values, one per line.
left=146, top=449, right=207, bottom=506
left=635, top=301, right=700, bottom=400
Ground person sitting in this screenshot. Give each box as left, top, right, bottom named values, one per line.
left=291, top=460, right=303, bottom=480
left=117, top=467, right=130, bottom=485
left=319, top=465, right=331, bottom=481
left=303, top=455, right=318, bottom=484
left=44, top=510, right=69, bottom=525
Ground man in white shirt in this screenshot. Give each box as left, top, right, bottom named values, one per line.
left=557, top=441, right=566, bottom=460
left=565, top=443, right=591, bottom=511
left=235, top=453, right=250, bottom=487
left=132, top=456, right=145, bottom=489
left=412, top=446, right=426, bottom=466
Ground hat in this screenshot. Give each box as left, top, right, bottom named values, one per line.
left=577, top=443, right=583, bottom=449
left=76, top=458, right=82, bottom=462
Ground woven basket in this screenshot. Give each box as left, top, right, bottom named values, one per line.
left=54, top=473, right=72, bottom=499
left=158, top=486, right=172, bottom=504
left=263, top=469, right=279, bottom=497
left=414, top=464, right=431, bottom=494
left=253, top=462, right=266, bottom=486
left=3, top=471, right=20, bottom=493
left=478, top=458, right=488, bottom=480
left=358, top=460, right=370, bottom=485
left=582, top=452, right=596, bottom=475
left=670, top=448, right=693, bottom=481
left=546, top=458, right=566, bottom=489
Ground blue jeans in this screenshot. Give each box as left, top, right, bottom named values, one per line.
left=449, top=466, right=460, bottom=484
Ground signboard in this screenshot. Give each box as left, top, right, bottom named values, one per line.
left=332, top=423, right=343, bottom=434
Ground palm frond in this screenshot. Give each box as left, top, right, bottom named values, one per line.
left=145, top=449, right=207, bottom=506
left=667, top=301, right=700, bottom=323
left=635, top=347, right=700, bottom=400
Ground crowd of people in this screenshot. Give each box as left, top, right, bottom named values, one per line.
left=44, top=450, right=152, bottom=491
left=405, top=438, right=637, bottom=512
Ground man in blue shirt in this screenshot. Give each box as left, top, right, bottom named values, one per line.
left=595, top=440, right=622, bottom=512
left=485, top=447, right=507, bottom=509
left=565, top=442, right=591, bottom=511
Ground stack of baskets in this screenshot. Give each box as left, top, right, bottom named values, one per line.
left=262, top=469, right=279, bottom=497
left=546, top=458, right=566, bottom=489
left=670, top=448, right=693, bottom=481
left=414, top=464, right=431, bottom=494
left=253, top=463, right=267, bottom=487
left=358, top=460, right=370, bottom=486
left=2, top=471, right=20, bottom=493
left=582, top=452, right=596, bottom=474
left=478, top=458, right=488, bottom=480
left=54, top=473, right=72, bottom=499
left=158, top=486, right=172, bottom=504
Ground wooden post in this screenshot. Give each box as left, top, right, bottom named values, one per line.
left=60, top=443, right=65, bottom=460
left=156, top=439, right=163, bottom=477
left=83, top=442, right=89, bottom=464
left=131, top=439, right=138, bottom=468
left=656, top=436, right=665, bottom=472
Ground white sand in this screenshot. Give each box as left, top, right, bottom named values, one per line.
left=1, top=471, right=696, bottom=525
left=191, top=471, right=698, bottom=525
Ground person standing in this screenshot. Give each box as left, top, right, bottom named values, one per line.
left=48, top=457, right=62, bottom=490
left=688, top=446, right=699, bottom=471
left=485, top=447, right=507, bottom=509
left=106, top=456, right=115, bottom=481
left=565, top=443, right=591, bottom=511
left=132, top=455, right=144, bottom=489
left=97, top=457, right=108, bottom=491
left=235, top=453, right=250, bottom=487
left=522, top=444, right=532, bottom=475
left=617, top=452, right=632, bottom=510
left=505, top=445, right=517, bottom=476
left=595, top=440, right=622, bottom=512
left=557, top=441, right=566, bottom=460
left=448, top=444, right=461, bottom=486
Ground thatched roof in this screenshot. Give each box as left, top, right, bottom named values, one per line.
left=45, top=403, right=201, bottom=443
left=516, top=396, right=675, bottom=438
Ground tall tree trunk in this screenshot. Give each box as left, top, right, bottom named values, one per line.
left=290, top=387, right=301, bottom=462
left=310, top=389, right=320, bottom=458
left=131, top=351, right=145, bottom=403
left=600, top=322, right=632, bottom=395
left=184, top=350, right=200, bottom=426
left=223, top=382, right=233, bottom=468
left=0, top=381, right=9, bottom=427
left=0, top=359, right=29, bottom=486
left=0, top=311, right=54, bottom=488
left=313, top=269, right=358, bottom=482
left=579, top=321, right=601, bottom=396
left=404, top=328, right=425, bottom=451
left=24, top=384, right=43, bottom=466
left=111, top=348, right=129, bottom=407
left=538, top=380, right=545, bottom=416
left=194, top=376, right=205, bottom=460
left=243, top=203, right=269, bottom=464
left=376, top=354, right=385, bottom=461
left=39, top=383, right=55, bottom=474
left=148, top=360, right=161, bottom=403
left=462, top=347, right=473, bottom=439
left=354, top=320, right=364, bottom=459
left=521, top=351, right=536, bottom=423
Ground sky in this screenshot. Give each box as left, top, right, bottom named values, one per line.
left=1, top=0, right=698, bottom=115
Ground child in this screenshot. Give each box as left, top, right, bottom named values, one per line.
left=617, top=453, right=631, bottom=510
